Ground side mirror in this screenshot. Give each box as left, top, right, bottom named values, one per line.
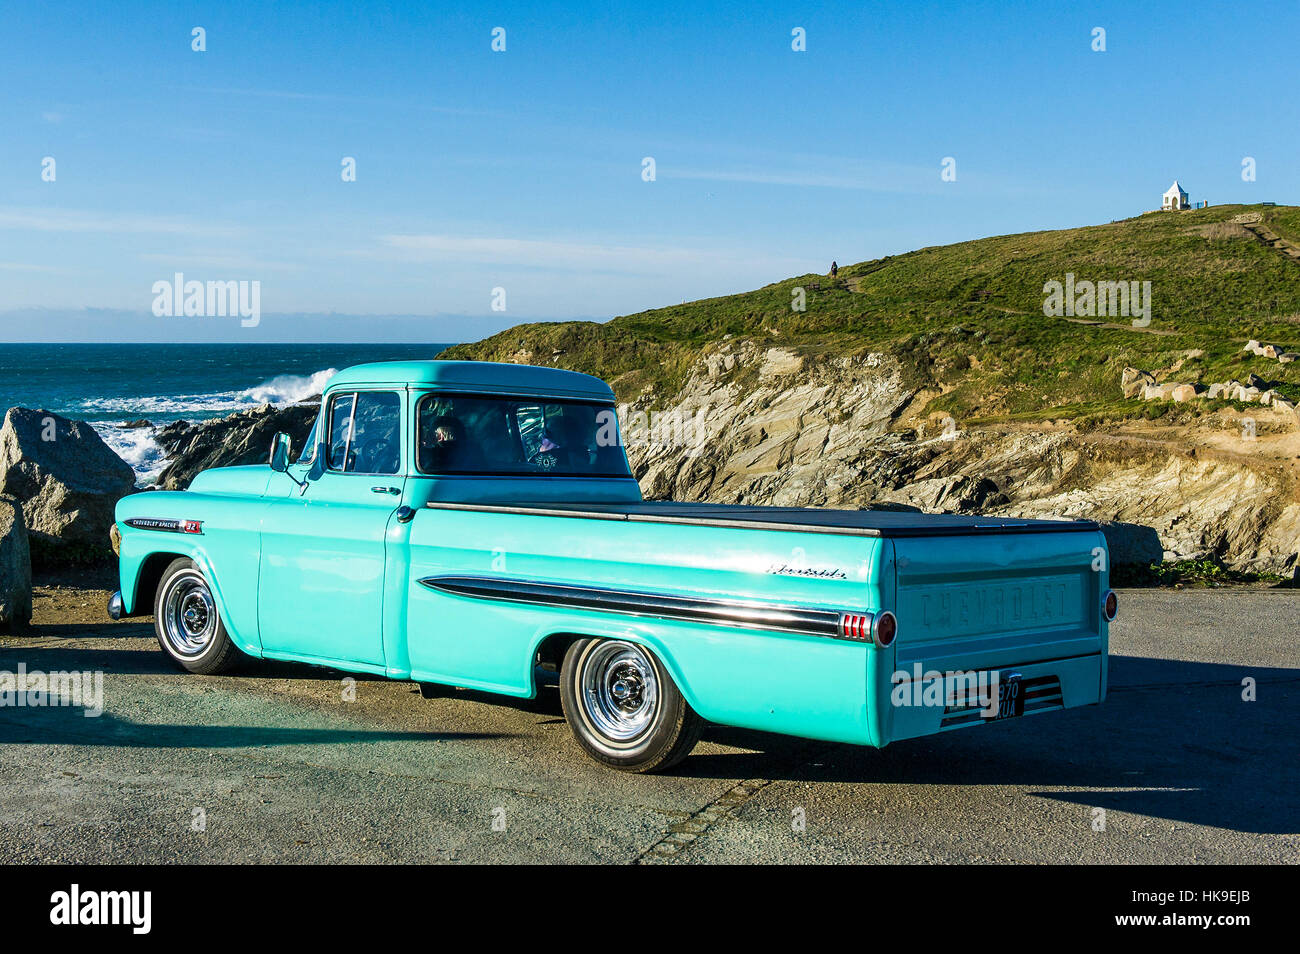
left=269, top=432, right=292, bottom=472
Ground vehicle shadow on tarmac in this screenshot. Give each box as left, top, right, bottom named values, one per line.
left=5, top=636, right=1295, bottom=834
left=0, top=707, right=503, bottom=749
left=0, top=637, right=509, bottom=749
left=683, top=655, right=1300, bottom=836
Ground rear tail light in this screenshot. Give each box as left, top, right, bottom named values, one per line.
left=1102, top=589, right=1118, bottom=622
left=839, top=612, right=871, bottom=642
left=839, top=611, right=898, bottom=648
left=872, top=610, right=898, bottom=648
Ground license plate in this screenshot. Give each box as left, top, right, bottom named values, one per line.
left=986, top=671, right=1024, bottom=721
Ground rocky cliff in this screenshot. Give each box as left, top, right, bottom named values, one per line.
left=622, top=341, right=1300, bottom=575
left=155, top=401, right=319, bottom=490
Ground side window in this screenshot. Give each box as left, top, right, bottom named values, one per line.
left=325, top=391, right=401, bottom=474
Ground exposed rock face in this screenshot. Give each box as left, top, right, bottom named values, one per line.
left=0, top=496, right=32, bottom=631
left=0, top=408, right=136, bottom=565
left=624, top=341, right=1300, bottom=574
left=1121, top=367, right=1156, bottom=398
left=1244, top=340, right=1300, bottom=364
left=156, top=402, right=320, bottom=490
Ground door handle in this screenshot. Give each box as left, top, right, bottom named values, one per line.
left=371, top=486, right=400, bottom=495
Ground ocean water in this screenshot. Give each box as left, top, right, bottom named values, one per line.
left=0, top=343, right=453, bottom=483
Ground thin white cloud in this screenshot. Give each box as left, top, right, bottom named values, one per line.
left=376, top=233, right=822, bottom=275
left=0, top=207, right=245, bottom=238
left=174, top=85, right=489, bottom=116
left=137, top=252, right=304, bottom=272
left=668, top=158, right=939, bottom=193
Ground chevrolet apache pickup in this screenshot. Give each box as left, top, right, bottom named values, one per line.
left=109, top=360, right=1115, bottom=772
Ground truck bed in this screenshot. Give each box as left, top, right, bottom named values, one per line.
left=424, top=499, right=1097, bottom=538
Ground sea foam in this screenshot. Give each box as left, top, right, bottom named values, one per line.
left=89, top=367, right=335, bottom=484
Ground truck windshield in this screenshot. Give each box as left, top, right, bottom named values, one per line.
left=415, top=393, right=632, bottom=478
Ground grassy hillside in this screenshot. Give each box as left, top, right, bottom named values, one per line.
left=442, top=204, right=1300, bottom=424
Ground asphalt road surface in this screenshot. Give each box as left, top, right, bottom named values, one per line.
left=1, top=589, right=1297, bottom=864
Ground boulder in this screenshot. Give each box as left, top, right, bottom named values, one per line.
left=156, top=401, right=320, bottom=490
left=1207, top=383, right=1226, bottom=400
left=0, top=408, right=135, bottom=565
left=1121, top=367, right=1156, bottom=398
left=1142, top=383, right=1175, bottom=401
left=1170, top=384, right=1201, bottom=403
left=0, top=496, right=32, bottom=631
left=1099, top=521, right=1164, bottom=568
left=1247, top=373, right=1269, bottom=390
left=1244, top=339, right=1261, bottom=354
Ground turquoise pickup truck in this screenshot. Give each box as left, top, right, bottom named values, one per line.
left=110, top=360, right=1115, bottom=772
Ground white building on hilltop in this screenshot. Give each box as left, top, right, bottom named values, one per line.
left=1162, top=180, right=1189, bottom=211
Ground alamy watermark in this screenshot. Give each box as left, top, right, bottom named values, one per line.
left=0, top=664, right=103, bottom=716
left=892, top=664, right=1004, bottom=718
left=152, top=272, right=261, bottom=327
left=597, top=405, right=710, bottom=455
left=1042, top=273, right=1151, bottom=327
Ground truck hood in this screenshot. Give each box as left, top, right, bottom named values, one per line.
left=187, top=465, right=274, bottom=497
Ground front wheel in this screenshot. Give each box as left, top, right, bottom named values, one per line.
left=153, top=558, right=244, bottom=674
left=560, top=638, right=704, bottom=773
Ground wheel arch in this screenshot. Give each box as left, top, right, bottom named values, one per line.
left=528, top=627, right=701, bottom=712
left=132, top=551, right=184, bottom=616
left=124, top=544, right=261, bottom=657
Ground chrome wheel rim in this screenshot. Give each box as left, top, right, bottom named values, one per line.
left=578, top=641, right=659, bottom=744
left=161, top=570, right=217, bottom=658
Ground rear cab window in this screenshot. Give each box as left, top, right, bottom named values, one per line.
left=414, top=393, right=630, bottom=477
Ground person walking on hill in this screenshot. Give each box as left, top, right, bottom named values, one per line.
left=830, top=261, right=838, bottom=277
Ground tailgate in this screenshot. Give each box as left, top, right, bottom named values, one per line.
left=890, top=527, right=1107, bottom=675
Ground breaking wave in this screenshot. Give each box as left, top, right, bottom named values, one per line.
left=80, top=368, right=334, bottom=484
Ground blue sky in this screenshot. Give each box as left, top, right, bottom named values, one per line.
left=1, top=0, right=1297, bottom=342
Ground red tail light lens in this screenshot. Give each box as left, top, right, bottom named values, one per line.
left=872, top=610, right=898, bottom=648
left=1102, top=590, right=1118, bottom=622
left=839, top=613, right=870, bottom=641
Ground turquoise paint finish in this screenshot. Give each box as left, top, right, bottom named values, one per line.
left=115, top=466, right=268, bottom=655
left=114, top=360, right=1110, bottom=753
left=257, top=386, right=409, bottom=667
left=404, top=506, right=889, bottom=744
left=257, top=468, right=399, bottom=666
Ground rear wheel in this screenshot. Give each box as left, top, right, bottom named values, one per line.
left=560, top=638, right=703, bottom=773
left=153, top=558, right=244, bottom=674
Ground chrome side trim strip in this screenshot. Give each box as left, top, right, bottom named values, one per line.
left=418, top=575, right=853, bottom=640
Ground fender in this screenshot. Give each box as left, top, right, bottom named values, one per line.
left=116, top=524, right=264, bottom=657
